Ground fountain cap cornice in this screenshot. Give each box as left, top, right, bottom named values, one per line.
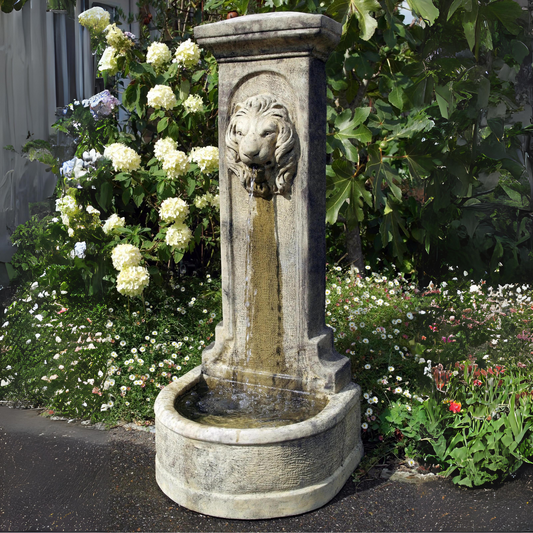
left=194, top=12, right=342, bottom=62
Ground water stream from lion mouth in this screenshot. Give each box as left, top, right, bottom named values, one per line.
left=174, top=379, right=327, bottom=428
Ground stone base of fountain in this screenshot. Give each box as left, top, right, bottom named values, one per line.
left=155, top=366, right=363, bottom=520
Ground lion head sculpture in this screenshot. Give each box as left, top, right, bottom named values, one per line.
left=226, top=94, right=299, bottom=199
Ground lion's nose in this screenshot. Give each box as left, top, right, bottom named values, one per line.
left=243, top=148, right=260, bottom=160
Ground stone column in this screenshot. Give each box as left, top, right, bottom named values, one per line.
left=195, top=13, right=351, bottom=395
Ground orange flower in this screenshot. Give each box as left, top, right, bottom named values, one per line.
left=449, top=401, right=461, bottom=413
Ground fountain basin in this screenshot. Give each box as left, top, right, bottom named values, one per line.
left=155, top=365, right=363, bottom=519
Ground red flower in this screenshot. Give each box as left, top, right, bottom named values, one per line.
left=449, top=401, right=462, bottom=413
left=473, top=379, right=483, bottom=386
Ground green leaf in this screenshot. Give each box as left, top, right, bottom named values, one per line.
left=406, top=154, right=433, bottom=179
left=168, top=122, right=180, bottom=140
left=335, top=107, right=371, bottom=140
left=447, top=0, right=470, bottom=20
left=476, top=77, right=490, bottom=109
left=487, top=118, right=504, bottom=141
left=123, top=82, right=139, bottom=112
left=173, top=249, right=185, bottom=264
left=501, top=185, right=525, bottom=206
left=389, top=86, right=405, bottom=111
left=122, top=188, right=132, bottom=205
left=462, top=6, right=478, bottom=52
left=326, top=166, right=353, bottom=224
left=431, top=435, right=447, bottom=459
left=511, top=40, right=529, bottom=65
left=405, top=0, right=439, bottom=24
left=179, top=80, right=190, bottom=101
left=435, top=85, right=454, bottom=119
left=352, top=124, right=373, bottom=143
left=133, top=185, right=145, bottom=208
left=187, top=177, right=196, bottom=197
left=328, top=0, right=381, bottom=40
left=97, top=181, right=113, bottom=211
left=485, top=0, right=522, bottom=35
left=157, top=117, right=169, bottom=133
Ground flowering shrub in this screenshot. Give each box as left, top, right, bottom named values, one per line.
left=0, top=277, right=221, bottom=422
left=14, top=6, right=221, bottom=300
left=323, top=264, right=533, bottom=486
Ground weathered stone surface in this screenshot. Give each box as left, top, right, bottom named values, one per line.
left=196, top=12, right=350, bottom=395
left=194, top=12, right=342, bottom=61
left=155, top=366, right=363, bottom=519
left=155, top=13, right=363, bottom=520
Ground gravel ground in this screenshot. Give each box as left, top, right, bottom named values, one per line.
left=2, top=405, right=533, bottom=532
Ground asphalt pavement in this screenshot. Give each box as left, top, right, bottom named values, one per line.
left=2, top=405, right=533, bottom=532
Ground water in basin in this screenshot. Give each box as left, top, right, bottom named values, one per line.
left=175, top=378, right=327, bottom=428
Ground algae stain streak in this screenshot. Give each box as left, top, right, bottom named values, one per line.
left=245, top=196, right=287, bottom=378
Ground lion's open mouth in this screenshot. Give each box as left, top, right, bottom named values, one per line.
left=250, top=164, right=267, bottom=183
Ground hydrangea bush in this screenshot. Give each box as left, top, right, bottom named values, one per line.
left=26, top=7, right=221, bottom=299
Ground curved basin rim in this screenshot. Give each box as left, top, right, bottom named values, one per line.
left=154, top=366, right=359, bottom=445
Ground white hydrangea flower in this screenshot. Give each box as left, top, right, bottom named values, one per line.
left=111, top=244, right=142, bottom=271
left=189, top=146, right=219, bottom=173
left=183, top=94, right=204, bottom=114
left=104, top=143, right=141, bottom=172
left=154, top=137, right=177, bottom=162
left=146, top=42, right=171, bottom=72
left=105, top=23, right=132, bottom=53
left=159, top=197, right=189, bottom=223
left=147, top=85, right=177, bottom=110
left=162, top=150, right=189, bottom=179
left=56, top=195, right=78, bottom=216
left=165, top=222, right=192, bottom=250
left=173, top=39, right=201, bottom=68
left=193, top=193, right=212, bottom=209
left=102, top=213, right=126, bottom=234
left=86, top=205, right=100, bottom=216
left=211, top=194, right=220, bottom=210
left=98, top=46, right=119, bottom=75
left=78, top=7, right=110, bottom=33
left=116, top=266, right=150, bottom=297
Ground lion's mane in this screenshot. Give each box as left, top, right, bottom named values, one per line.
left=226, top=94, right=299, bottom=198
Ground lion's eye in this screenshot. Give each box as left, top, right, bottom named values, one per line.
left=261, top=130, right=275, bottom=138
left=236, top=130, right=243, bottom=136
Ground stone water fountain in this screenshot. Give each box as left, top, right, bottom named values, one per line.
left=154, top=12, right=363, bottom=519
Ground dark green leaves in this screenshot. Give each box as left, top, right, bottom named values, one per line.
left=327, top=0, right=381, bottom=40
left=330, top=107, right=372, bottom=160
left=0, top=0, right=30, bottom=12
left=405, top=0, right=439, bottom=24
left=326, top=160, right=372, bottom=225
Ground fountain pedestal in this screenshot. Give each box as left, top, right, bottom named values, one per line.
left=155, top=13, right=363, bottom=519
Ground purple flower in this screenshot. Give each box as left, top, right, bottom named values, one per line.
left=84, top=90, right=120, bottom=120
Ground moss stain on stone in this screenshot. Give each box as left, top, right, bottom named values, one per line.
left=243, top=196, right=287, bottom=379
